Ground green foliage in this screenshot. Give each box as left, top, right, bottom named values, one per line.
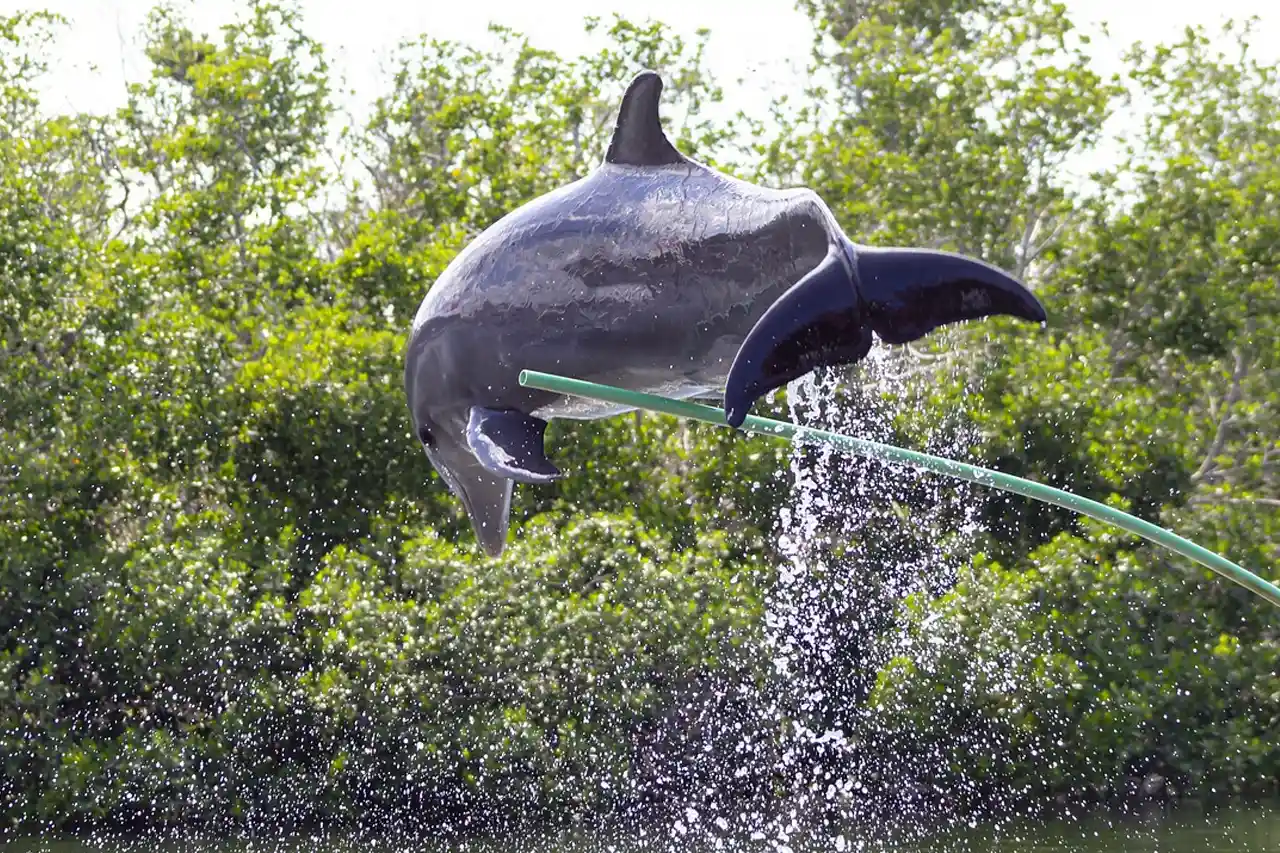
left=1, top=0, right=1278, bottom=835
left=296, top=515, right=767, bottom=816
left=773, top=0, right=1119, bottom=268
left=872, top=523, right=1279, bottom=804
left=0, top=0, right=774, bottom=832
left=859, top=15, right=1280, bottom=806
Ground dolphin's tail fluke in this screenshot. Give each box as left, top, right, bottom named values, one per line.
left=856, top=245, right=1047, bottom=344
left=723, top=239, right=1045, bottom=427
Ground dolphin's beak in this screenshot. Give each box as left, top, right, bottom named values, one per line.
left=429, top=448, right=514, bottom=558
left=723, top=242, right=1045, bottom=427
left=458, top=468, right=514, bottom=558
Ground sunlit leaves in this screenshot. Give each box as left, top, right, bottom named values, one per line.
left=2, top=0, right=1279, bottom=834
left=770, top=0, right=1119, bottom=275
left=861, top=18, right=1280, bottom=807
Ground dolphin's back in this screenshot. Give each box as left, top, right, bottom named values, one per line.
left=418, top=162, right=830, bottom=313
left=411, top=160, right=834, bottom=413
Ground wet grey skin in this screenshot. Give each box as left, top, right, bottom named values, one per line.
left=405, top=70, right=1046, bottom=557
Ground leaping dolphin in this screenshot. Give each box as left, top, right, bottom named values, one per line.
left=405, top=71, right=1045, bottom=556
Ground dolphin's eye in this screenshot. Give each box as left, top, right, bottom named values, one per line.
left=418, top=425, right=436, bottom=449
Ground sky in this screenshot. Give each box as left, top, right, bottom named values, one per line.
left=7, top=0, right=1278, bottom=125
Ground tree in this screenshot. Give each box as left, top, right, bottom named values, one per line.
left=868, top=18, right=1280, bottom=809
left=0, top=1, right=782, bottom=832
left=2, top=0, right=1277, bottom=836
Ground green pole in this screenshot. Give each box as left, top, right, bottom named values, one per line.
left=519, top=369, right=1280, bottom=610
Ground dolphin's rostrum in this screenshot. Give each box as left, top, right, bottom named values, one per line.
left=405, top=71, right=1045, bottom=557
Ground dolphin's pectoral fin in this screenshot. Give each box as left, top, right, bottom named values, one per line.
left=724, top=248, right=870, bottom=427
left=466, top=407, right=564, bottom=485
left=856, top=246, right=1047, bottom=345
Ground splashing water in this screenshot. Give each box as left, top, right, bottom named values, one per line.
left=751, top=342, right=996, bottom=849
left=631, top=341, right=1004, bottom=853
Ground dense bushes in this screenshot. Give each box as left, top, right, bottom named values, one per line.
left=871, top=524, right=1279, bottom=806
left=3, top=508, right=769, bottom=830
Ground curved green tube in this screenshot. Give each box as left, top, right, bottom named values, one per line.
left=518, top=369, right=1280, bottom=610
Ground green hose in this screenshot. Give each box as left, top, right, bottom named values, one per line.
left=518, top=369, right=1280, bottom=610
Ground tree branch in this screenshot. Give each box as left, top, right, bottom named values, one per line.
left=1191, top=346, right=1249, bottom=484
left=1189, top=495, right=1280, bottom=509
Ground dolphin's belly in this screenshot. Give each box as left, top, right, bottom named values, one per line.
left=531, top=379, right=716, bottom=420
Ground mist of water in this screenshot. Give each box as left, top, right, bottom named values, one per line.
left=636, top=342, right=1030, bottom=852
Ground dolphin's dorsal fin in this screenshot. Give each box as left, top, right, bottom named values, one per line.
left=605, top=71, right=686, bottom=167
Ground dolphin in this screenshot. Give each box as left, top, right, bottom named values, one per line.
left=405, top=70, right=1045, bottom=557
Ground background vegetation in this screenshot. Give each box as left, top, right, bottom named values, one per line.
left=0, top=0, right=1275, bottom=837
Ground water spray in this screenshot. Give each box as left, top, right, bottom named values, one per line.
left=519, top=369, right=1280, bottom=610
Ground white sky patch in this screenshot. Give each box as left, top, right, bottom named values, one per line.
left=12, top=1, right=1277, bottom=115
left=5, top=0, right=1277, bottom=186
